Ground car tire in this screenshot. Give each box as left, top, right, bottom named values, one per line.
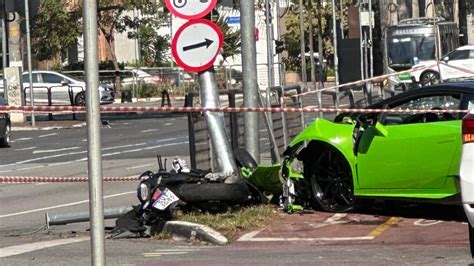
left=0, top=123, right=11, bottom=147
left=420, top=71, right=440, bottom=87
left=74, top=92, right=86, bottom=106
left=307, top=147, right=355, bottom=213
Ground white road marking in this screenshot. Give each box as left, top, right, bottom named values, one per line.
left=0, top=143, right=148, bottom=168
left=16, top=165, right=45, bottom=171
left=237, top=229, right=374, bottom=242
left=141, top=129, right=159, bottom=133
left=0, top=237, right=90, bottom=258
left=413, top=219, right=443, bottom=226
left=0, top=169, right=11, bottom=173
left=33, top=147, right=81, bottom=154
left=0, top=191, right=135, bottom=218
left=13, top=137, right=33, bottom=142
left=14, top=146, right=36, bottom=151
left=39, top=133, right=58, bottom=138
left=309, top=213, right=348, bottom=229
left=164, top=123, right=173, bottom=126
left=127, top=163, right=153, bottom=170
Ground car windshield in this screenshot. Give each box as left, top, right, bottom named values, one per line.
left=388, top=35, right=435, bottom=68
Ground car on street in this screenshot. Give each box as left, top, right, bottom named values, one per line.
left=0, top=70, right=115, bottom=106
left=411, top=45, right=474, bottom=87
left=281, top=82, right=474, bottom=213
left=0, top=96, right=10, bottom=147
left=460, top=102, right=474, bottom=256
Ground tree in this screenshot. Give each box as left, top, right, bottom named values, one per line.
left=95, top=0, right=167, bottom=97
left=32, top=0, right=169, bottom=97
left=32, top=0, right=82, bottom=62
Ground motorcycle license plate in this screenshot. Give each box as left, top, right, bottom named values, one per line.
left=152, top=188, right=179, bottom=210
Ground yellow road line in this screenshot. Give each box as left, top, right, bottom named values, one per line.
left=367, top=217, right=401, bottom=238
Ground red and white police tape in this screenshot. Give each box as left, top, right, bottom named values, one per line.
left=0, top=105, right=468, bottom=114
left=0, top=175, right=140, bottom=184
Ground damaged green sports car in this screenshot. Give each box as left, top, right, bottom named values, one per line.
left=280, top=83, right=474, bottom=213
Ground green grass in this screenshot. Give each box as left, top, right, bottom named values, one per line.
left=175, top=204, right=280, bottom=241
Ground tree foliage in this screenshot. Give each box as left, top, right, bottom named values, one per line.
left=32, top=0, right=82, bottom=62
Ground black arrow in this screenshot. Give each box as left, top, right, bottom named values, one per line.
left=182, top=38, right=214, bottom=52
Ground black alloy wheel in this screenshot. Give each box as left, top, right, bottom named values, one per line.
left=420, top=71, right=440, bottom=87
left=74, top=92, right=86, bottom=106
left=307, top=148, right=355, bottom=213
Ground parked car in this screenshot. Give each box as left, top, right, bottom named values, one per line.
left=281, top=82, right=474, bottom=213
left=0, top=70, right=115, bottom=106
left=460, top=103, right=474, bottom=256
left=411, top=45, right=474, bottom=87
left=122, top=69, right=161, bottom=86
left=0, top=96, right=10, bottom=147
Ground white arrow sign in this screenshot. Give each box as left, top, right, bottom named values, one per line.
left=172, top=19, right=223, bottom=72
left=165, top=0, right=217, bottom=20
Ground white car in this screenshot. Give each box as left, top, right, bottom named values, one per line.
left=461, top=103, right=474, bottom=256
left=0, top=70, right=115, bottom=106
left=411, top=45, right=474, bottom=87
left=122, top=69, right=161, bottom=85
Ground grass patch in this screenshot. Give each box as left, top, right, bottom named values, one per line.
left=175, top=204, right=280, bottom=241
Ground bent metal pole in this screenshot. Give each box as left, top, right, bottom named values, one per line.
left=83, top=0, right=106, bottom=265
left=198, top=69, right=239, bottom=182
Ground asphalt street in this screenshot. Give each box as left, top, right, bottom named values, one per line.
left=2, top=93, right=474, bottom=264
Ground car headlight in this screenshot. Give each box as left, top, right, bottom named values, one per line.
left=138, top=183, right=150, bottom=203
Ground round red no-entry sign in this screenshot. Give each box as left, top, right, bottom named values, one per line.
left=165, top=0, right=218, bottom=20
left=171, top=19, right=223, bottom=73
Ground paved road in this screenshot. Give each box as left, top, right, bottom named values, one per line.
left=2, top=91, right=473, bottom=264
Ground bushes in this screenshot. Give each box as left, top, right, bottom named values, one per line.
left=123, top=82, right=199, bottom=99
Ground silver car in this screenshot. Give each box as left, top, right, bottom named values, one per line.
left=0, top=70, right=115, bottom=106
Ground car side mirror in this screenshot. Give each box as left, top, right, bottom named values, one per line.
left=443, top=56, right=449, bottom=62
left=61, top=79, right=70, bottom=86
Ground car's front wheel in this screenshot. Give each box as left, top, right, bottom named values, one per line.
left=420, top=71, right=440, bottom=87
left=307, top=147, right=354, bottom=213
left=0, top=123, right=11, bottom=147
left=74, top=92, right=86, bottom=106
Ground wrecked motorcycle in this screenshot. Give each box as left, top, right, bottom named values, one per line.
left=111, top=149, right=281, bottom=238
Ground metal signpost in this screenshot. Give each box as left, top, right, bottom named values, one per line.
left=167, top=0, right=239, bottom=180
left=83, top=0, right=105, bottom=265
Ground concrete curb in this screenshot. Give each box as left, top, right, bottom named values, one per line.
left=163, top=221, right=228, bottom=246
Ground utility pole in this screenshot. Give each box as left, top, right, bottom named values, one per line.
left=298, top=0, right=307, bottom=90
left=1, top=0, right=7, bottom=102
left=265, top=0, right=275, bottom=88
left=331, top=0, right=340, bottom=89
left=240, top=0, right=260, bottom=162
left=308, top=0, right=320, bottom=117
left=83, top=0, right=106, bottom=264
left=25, top=0, right=34, bottom=127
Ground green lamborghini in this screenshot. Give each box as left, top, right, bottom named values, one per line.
left=280, top=82, right=474, bottom=213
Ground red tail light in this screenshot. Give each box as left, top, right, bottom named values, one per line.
left=463, top=113, right=474, bottom=144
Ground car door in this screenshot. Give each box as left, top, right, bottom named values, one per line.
left=356, top=92, right=462, bottom=189
left=22, top=73, right=45, bottom=104
left=443, top=50, right=471, bottom=79
left=39, top=73, right=70, bottom=104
